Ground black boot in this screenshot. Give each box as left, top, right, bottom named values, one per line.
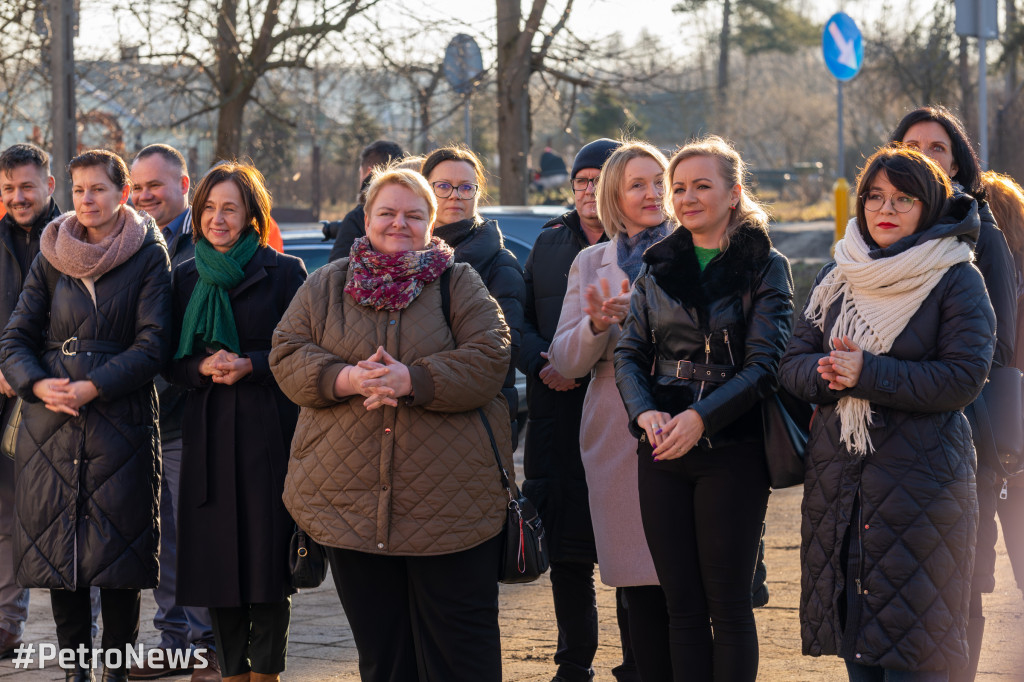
left=65, top=666, right=94, bottom=682
left=99, top=668, right=128, bottom=682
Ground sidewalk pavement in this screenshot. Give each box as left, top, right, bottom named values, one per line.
left=2, top=486, right=1022, bottom=681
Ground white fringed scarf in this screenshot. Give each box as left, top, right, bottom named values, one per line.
left=805, top=218, right=973, bottom=455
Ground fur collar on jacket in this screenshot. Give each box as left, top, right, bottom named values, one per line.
left=642, top=222, right=773, bottom=308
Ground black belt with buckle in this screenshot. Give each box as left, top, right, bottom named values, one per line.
left=655, top=360, right=738, bottom=383
left=46, top=337, right=127, bottom=357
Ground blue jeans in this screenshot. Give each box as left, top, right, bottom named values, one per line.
left=845, top=660, right=949, bottom=682
left=153, top=438, right=214, bottom=650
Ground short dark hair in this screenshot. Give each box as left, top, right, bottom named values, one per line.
left=133, top=143, right=188, bottom=177
left=855, top=145, right=953, bottom=243
left=191, top=161, right=272, bottom=247
left=360, top=140, right=405, bottom=172
left=420, top=145, right=487, bottom=195
left=68, top=149, right=130, bottom=188
left=0, top=143, right=50, bottom=177
left=888, top=106, right=984, bottom=201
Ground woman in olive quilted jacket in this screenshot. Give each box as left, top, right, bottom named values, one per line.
left=780, top=147, right=995, bottom=679
left=270, top=167, right=512, bottom=682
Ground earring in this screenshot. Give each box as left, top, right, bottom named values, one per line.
left=730, top=203, right=736, bottom=209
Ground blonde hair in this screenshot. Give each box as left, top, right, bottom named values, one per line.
left=981, top=170, right=1024, bottom=261
left=595, top=141, right=669, bottom=240
left=393, top=155, right=426, bottom=172
left=363, top=167, right=438, bottom=228
left=665, top=135, right=769, bottom=250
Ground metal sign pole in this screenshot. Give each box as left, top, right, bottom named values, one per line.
left=465, top=95, right=472, bottom=148
left=977, top=0, right=988, bottom=168
left=838, top=81, right=844, bottom=181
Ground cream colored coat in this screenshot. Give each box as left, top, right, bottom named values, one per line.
left=548, top=242, right=658, bottom=586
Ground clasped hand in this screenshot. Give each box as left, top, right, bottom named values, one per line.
left=816, top=335, right=863, bottom=390
left=584, top=277, right=631, bottom=333
left=637, top=408, right=705, bottom=461
left=345, top=346, right=412, bottom=410
left=32, top=378, right=99, bottom=416
left=199, top=349, right=253, bottom=385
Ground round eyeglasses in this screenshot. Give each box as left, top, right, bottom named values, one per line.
left=431, top=181, right=479, bottom=200
left=861, top=191, right=918, bottom=213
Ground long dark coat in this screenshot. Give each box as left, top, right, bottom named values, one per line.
left=0, top=217, right=171, bottom=590
left=779, top=198, right=995, bottom=671
left=166, top=245, right=306, bottom=608
left=518, top=210, right=604, bottom=563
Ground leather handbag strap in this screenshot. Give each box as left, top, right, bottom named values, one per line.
left=477, top=407, right=514, bottom=498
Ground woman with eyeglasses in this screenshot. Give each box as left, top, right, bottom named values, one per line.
left=421, top=146, right=525, bottom=446
left=889, top=106, right=1016, bottom=682
left=779, top=146, right=995, bottom=681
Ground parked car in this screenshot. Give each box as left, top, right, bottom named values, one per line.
left=282, top=206, right=568, bottom=420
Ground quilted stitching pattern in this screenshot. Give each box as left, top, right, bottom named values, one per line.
left=272, top=261, right=512, bottom=555
left=782, top=261, right=994, bottom=670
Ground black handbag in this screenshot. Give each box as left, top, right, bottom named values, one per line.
left=289, top=526, right=329, bottom=589
left=762, top=388, right=814, bottom=489
left=477, top=408, right=550, bottom=584
left=974, top=366, right=1024, bottom=478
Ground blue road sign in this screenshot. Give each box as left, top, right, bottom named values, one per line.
left=822, top=12, right=863, bottom=81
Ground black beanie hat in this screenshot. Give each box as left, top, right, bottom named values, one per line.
left=571, top=138, right=622, bottom=178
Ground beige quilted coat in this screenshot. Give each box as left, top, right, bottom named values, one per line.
left=270, top=260, right=514, bottom=556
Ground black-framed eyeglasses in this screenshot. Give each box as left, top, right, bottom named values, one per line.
left=431, top=181, right=479, bottom=200
left=861, top=191, right=918, bottom=214
left=571, top=176, right=600, bottom=192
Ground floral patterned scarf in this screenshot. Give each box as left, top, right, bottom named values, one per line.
left=344, top=236, right=455, bottom=310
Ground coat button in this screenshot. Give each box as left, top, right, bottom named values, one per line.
left=382, top=485, right=388, bottom=492
left=855, top=653, right=861, bottom=659
left=377, top=543, right=384, bottom=549
left=384, top=428, right=391, bottom=435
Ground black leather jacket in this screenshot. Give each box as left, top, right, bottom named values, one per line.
left=615, top=222, right=794, bottom=448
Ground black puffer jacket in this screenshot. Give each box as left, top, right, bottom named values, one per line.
left=778, top=197, right=995, bottom=671
left=0, top=199, right=59, bottom=327
left=518, top=210, right=604, bottom=563
left=434, top=217, right=525, bottom=446
left=0, top=217, right=171, bottom=590
left=615, top=222, right=794, bottom=446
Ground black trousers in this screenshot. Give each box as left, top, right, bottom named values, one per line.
left=327, top=535, right=502, bottom=682
left=621, top=584, right=672, bottom=682
left=50, top=588, right=140, bottom=671
left=209, top=598, right=291, bottom=676
left=549, top=559, right=598, bottom=681
left=637, top=440, right=770, bottom=682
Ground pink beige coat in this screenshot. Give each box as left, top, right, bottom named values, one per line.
left=548, top=242, right=658, bottom=586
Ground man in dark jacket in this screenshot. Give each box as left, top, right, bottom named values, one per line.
left=325, top=139, right=404, bottom=261
left=518, top=139, right=631, bottom=682
left=128, top=144, right=216, bottom=682
left=0, top=143, right=58, bottom=660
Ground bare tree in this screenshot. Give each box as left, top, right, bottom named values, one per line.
left=495, top=0, right=574, bottom=205
left=120, top=0, right=378, bottom=160
left=0, top=1, right=46, bottom=141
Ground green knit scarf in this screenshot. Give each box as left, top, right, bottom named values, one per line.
left=175, top=231, right=259, bottom=359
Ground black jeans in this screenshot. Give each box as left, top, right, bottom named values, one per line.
left=209, top=598, right=290, bottom=676
left=621, top=584, right=672, bottom=682
left=637, top=440, right=770, bottom=682
left=50, top=588, right=140, bottom=671
left=327, top=535, right=502, bottom=682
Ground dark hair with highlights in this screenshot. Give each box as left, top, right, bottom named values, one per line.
left=855, top=146, right=952, bottom=242
left=420, top=145, right=487, bottom=198
left=68, top=149, right=130, bottom=188
left=190, top=162, right=271, bottom=247
left=889, top=105, right=984, bottom=201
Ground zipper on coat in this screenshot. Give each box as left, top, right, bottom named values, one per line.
left=696, top=333, right=711, bottom=402
left=1001, top=477, right=1009, bottom=500
left=855, top=487, right=865, bottom=595
left=723, top=328, right=736, bottom=365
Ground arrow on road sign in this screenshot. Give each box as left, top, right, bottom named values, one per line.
left=828, top=20, right=858, bottom=70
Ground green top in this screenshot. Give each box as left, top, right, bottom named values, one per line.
left=694, top=246, right=720, bottom=271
